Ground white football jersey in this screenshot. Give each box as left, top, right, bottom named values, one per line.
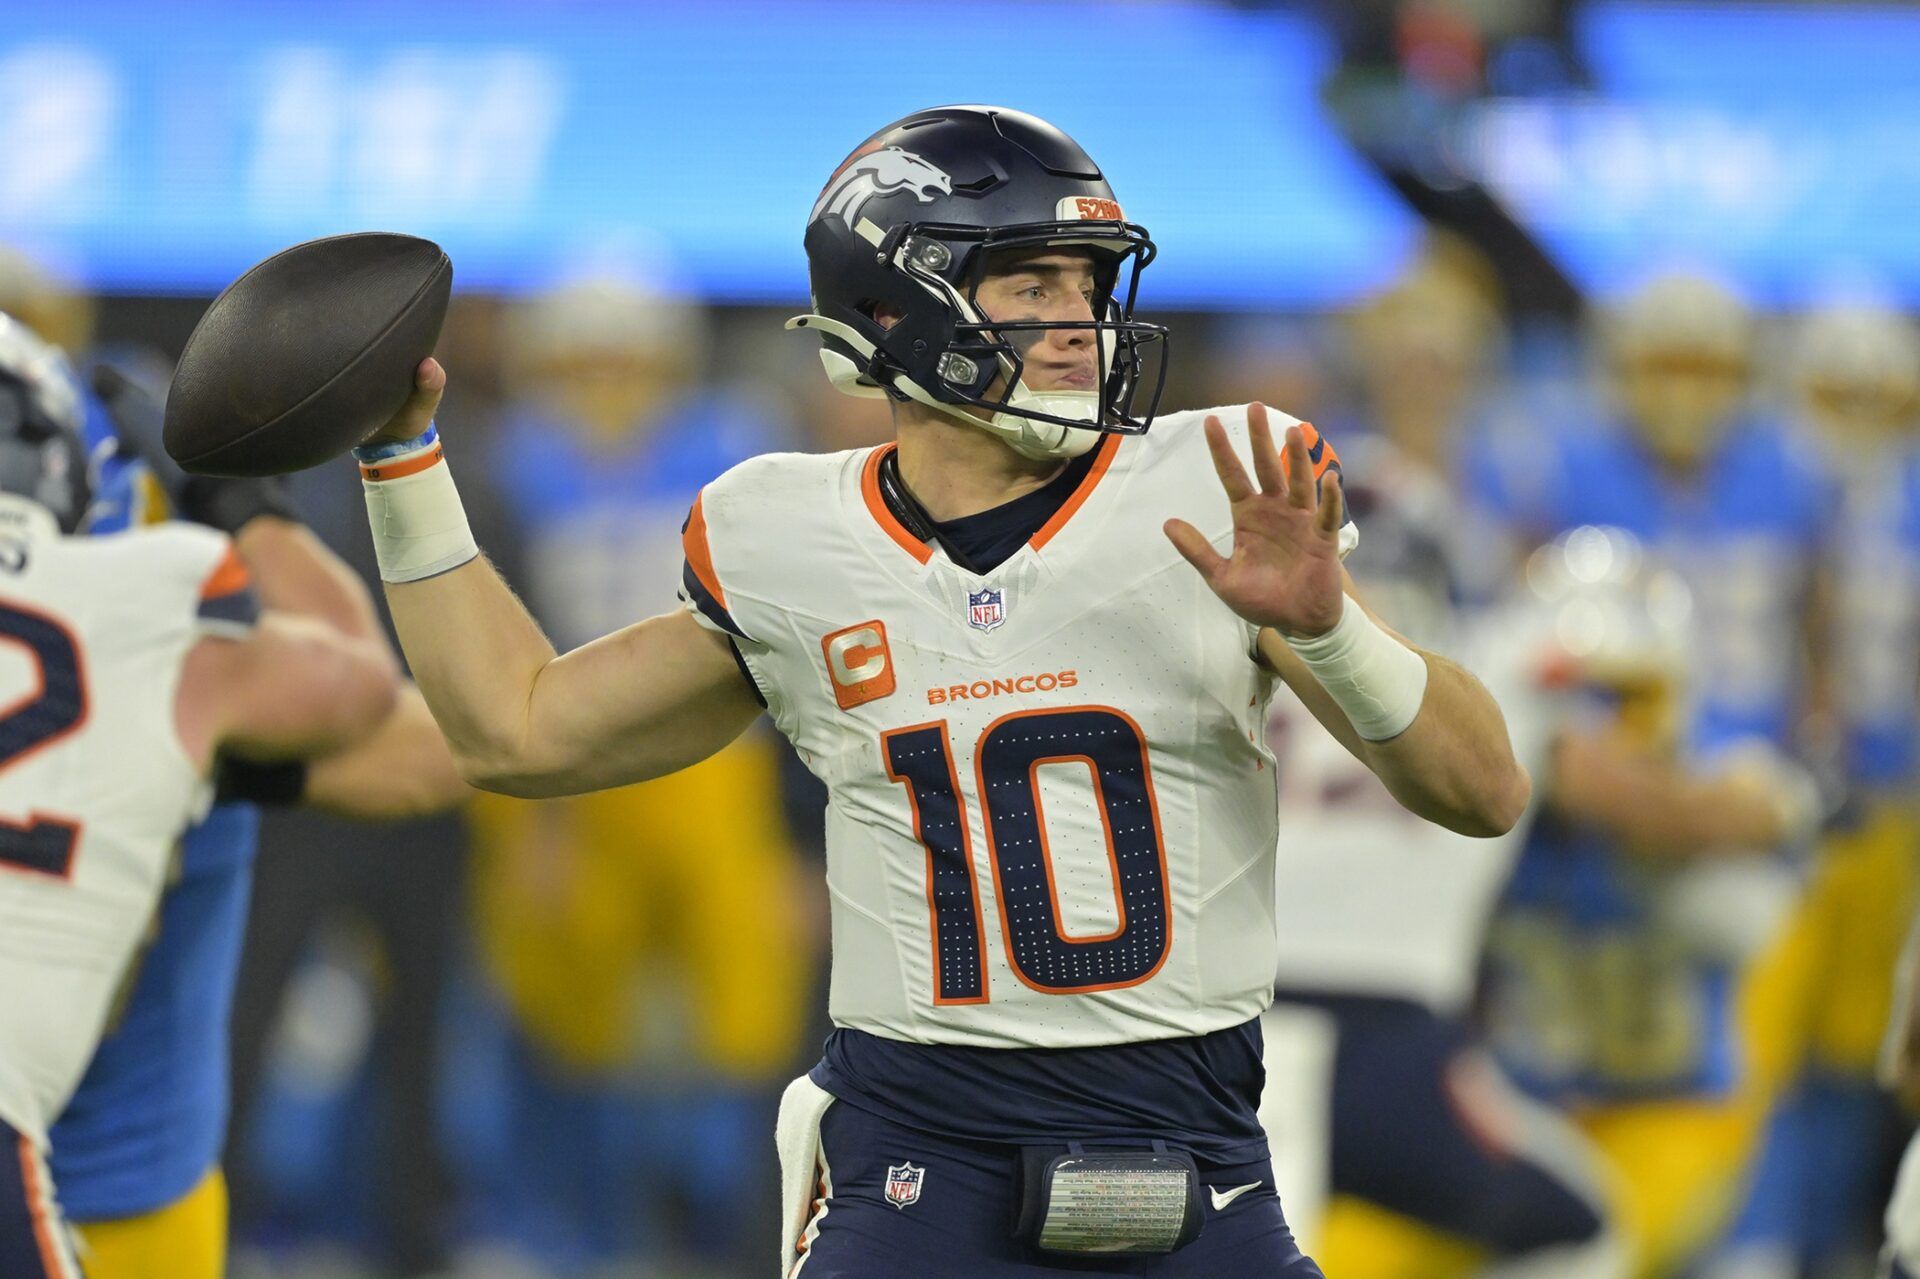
left=683, top=405, right=1350, bottom=1050
left=1269, top=608, right=1558, bottom=1014
left=0, top=501, right=240, bottom=1144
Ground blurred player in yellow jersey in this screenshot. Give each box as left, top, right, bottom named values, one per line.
left=466, top=272, right=809, bottom=1270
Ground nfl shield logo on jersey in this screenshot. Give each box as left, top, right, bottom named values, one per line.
left=885, top=1162, right=925, bottom=1209
left=967, top=587, right=1007, bottom=632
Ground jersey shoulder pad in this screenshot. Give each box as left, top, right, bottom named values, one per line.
left=104, top=523, right=258, bottom=638
left=680, top=449, right=860, bottom=641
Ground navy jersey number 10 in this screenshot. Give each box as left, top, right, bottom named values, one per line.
left=884, top=705, right=1171, bottom=1005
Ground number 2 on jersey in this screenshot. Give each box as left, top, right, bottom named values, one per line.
left=884, top=706, right=1171, bottom=1005
left=0, top=600, right=87, bottom=879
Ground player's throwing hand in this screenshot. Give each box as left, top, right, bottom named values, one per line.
left=361, top=358, right=447, bottom=449
left=1164, top=402, right=1346, bottom=638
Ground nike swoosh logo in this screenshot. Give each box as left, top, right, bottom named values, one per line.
left=1209, top=1180, right=1263, bottom=1211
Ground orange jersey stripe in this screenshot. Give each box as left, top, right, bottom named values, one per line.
left=198, top=545, right=251, bottom=601
left=860, top=445, right=934, bottom=565
left=682, top=491, right=730, bottom=608
left=1029, top=433, right=1121, bottom=552
left=18, top=1137, right=70, bottom=1279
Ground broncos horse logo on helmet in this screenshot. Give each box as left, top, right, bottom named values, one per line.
left=812, top=147, right=954, bottom=227
left=788, top=105, right=1168, bottom=461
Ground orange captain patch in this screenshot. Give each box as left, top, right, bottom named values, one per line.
left=822, top=620, right=895, bottom=710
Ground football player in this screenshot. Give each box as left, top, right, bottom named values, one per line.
left=1258, top=247, right=1624, bottom=1279
left=352, top=106, right=1528, bottom=1275
left=1473, top=274, right=1839, bottom=1275
left=44, top=358, right=467, bottom=1279
left=1481, top=528, right=1825, bottom=1278
left=0, top=314, right=399, bottom=1278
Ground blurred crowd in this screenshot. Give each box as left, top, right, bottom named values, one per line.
left=5, top=66, right=1920, bottom=1278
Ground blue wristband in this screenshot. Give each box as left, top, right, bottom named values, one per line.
left=352, top=422, right=438, bottom=463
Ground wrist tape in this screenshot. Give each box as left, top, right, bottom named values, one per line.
left=357, top=426, right=479, bottom=583
left=1285, top=597, right=1429, bottom=741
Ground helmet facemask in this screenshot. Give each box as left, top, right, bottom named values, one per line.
left=793, top=220, right=1169, bottom=461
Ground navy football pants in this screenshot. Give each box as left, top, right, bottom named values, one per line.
left=1282, top=992, right=1609, bottom=1256
left=791, top=1101, right=1327, bottom=1277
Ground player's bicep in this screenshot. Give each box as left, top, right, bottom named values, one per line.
left=504, top=607, right=764, bottom=798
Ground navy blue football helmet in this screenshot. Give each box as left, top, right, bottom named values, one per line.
left=789, top=105, right=1167, bottom=458
left=0, top=312, right=90, bottom=532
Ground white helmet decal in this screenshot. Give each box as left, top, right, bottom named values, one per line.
left=811, top=146, right=953, bottom=226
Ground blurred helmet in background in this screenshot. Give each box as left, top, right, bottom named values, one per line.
left=1603, top=272, right=1754, bottom=471
left=789, top=104, right=1167, bottom=460
left=1345, top=233, right=1504, bottom=462
left=0, top=312, right=91, bottom=533
left=504, top=273, right=704, bottom=444
left=1790, top=301, right=1920, bottom=447
left=1524, top=525, right=1694, bottom=749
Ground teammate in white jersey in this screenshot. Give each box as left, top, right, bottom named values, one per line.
left=353, top=106, right=1528, bottom=1275
left=1263, top=491, right=1625, bottom=1279
left=0, top=315, right=399, bottom=1279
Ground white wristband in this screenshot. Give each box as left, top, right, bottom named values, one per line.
left=1284, top=596, right=1429, bottom=741
left=359, top=439, right=480, bottom=583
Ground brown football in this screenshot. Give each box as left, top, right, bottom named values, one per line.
left=164, top=232, right=452, bottom=476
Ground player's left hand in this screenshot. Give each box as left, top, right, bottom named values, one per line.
left=1164, top=403, right=1345, bottom=638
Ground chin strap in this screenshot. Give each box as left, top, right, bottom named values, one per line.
left=986, top=388, right=1102, bottom=459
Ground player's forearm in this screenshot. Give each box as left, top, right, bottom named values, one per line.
left=382, top=552, right=562, bottom=789
left=1348, top=651, right=1530, bottom=837
left=235, top=517, right=387, bottom=644
left=1546, top=733, right=1790, bottom=856
left=1263, top=625, right=1531, bottom=838
left=303, top=684, right=471, bottom=820
left=209, top=612, right=401, bottom=764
